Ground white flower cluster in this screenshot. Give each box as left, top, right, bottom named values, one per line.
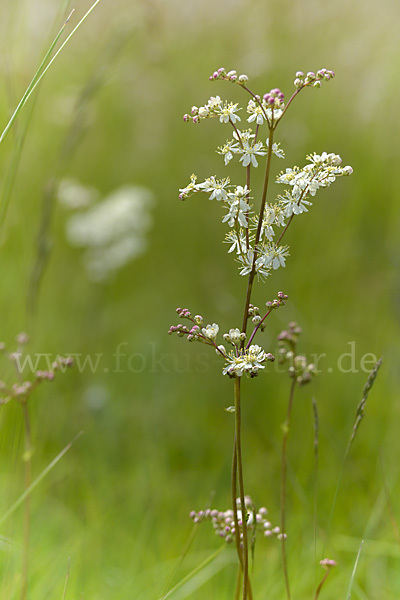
left=64, top=185, right=155, bottom=282
left=275, top=152, right=353, bottom=217
left=179, top=176, right=252, bottom=230
left=217, top=130, right=284, bottom=168
left=58, top=178, right=99, bottom=210
left=184, top=95, right=241, bottom=124
left=180, top=69, right=352, bottom=282
left=222, top=344, right=273, bottom=378
left=179, top=149, right=351, bottom=280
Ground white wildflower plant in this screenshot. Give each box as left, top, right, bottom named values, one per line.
left=170, top=66, right=354, bottom=600
left=63, top=184, right=155, bottom=282
left=174, top=67, right=352, bottom=380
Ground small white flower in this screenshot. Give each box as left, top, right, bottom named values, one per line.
left=225, top=230, right=247, bottom=254
left=247, top=99, right=266, bottom=125
left=217, top=140, right=240, bottom=165
left=202, top=323, right=219, bottom=340
left=223, top=186, right=251, bottom=227
left=207, top=95, right=223, bottom=110
left=239, top=141, right=266, bottom=168
left=237, top=249, right=255, bottom=276
left=233, top=129, right=255, bottom=146
left=218, top=102, right=241, bottom=124
left=255, top=244, right=289, bottom=272
left=266, top=139, right=285, bottom=159
left=222, top=344, right=269, bottom=377
left=179, top=173, right=200, bottom=199
left=198, top=106, right=209, bottom=118
left=223, top=328, right=242, bottom=345
left=264, top=107, right=283, bottom=123
left=198, top=176, right=231, bottom=201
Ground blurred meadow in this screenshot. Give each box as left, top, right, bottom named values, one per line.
left=0, top=0, right=399, bottom=598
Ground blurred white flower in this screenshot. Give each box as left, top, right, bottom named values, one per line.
left=58, top=178, right=99, bottom=210
left=65, top=185, right=155, bottom=282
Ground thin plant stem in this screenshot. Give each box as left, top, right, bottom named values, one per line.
left=314, top=568, right=330, bottom=600
left=233, top=376, right=249, bottom=600
left=379, top=453, right=400, bottom=546
left=234, top=564, right=242, bottom=600
left=246, top=307, right=273, bottom=349
left=20, top=401, right=33, bottom=600
left=245, top=165, right=251, bottom=250
left=312, top=397, right=319, bottom=572
left=231, top=437, right=243, bottom=566
left=240, top=126, right=275, bottom=338
left=62, top=558, right=71, bottom=600
left=161, top=490, right=217, bottom=599
left=0, top=431, right=83, bottom=527
left=280, top=378, right=297, bottom=600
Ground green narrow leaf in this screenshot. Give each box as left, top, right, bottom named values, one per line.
left=0, top=0, right=102, bottom=145
left=346, top=540, right=364, bottom=599
left=159, top=546, right=227, bottom=600
left=0, top=432, right=82, bottom=527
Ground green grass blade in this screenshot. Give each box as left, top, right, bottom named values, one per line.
left=0, top=431, right=82, bottom=527
left=0, top=12, right=73, bottom=145
left=159, top=545, right=226, bottom=600
left=22, top=0, right=103, bottom=106
left=0, top=0, right=102, bottom=145
left=325, top=359, right=382, bottom=550
left=346, top=540, right=364, bottom=599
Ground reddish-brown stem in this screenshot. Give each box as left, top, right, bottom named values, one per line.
left=240, top=126, right=275, bottom=339
left=314, top=568, right=331, bottom=600
left=245, top=308, right=273, bottom=349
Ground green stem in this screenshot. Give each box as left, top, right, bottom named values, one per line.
left=20, top=401, right=32, bottom=600
left=231, top=437, right=243, bottom=567
left=245, top=165, right=251, bottom=251
left=234, top=563, right=242, bottom=600
left=240, top=126, right=274, bottom=339
left=234, top=376, right=249, bottom=600
left=281, top=378, right=297, bottom=600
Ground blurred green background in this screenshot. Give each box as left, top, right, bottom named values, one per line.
left=0, top=0, right=399, bottom=598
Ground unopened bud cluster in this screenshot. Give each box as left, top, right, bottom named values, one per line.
left=294, top=68, right=335, bottom=90
left=168, top=308, right=222, bottom=347
left=246, top=292, right=288, bottom=336
left=209, top=67, right=249, bottom=85
left=277, top=322, right=316, bottom=385
left=190, top=496, right=283, bottom=546
left=263, top=88, right=285, bottom=110
left=265, top=291, right=288, bottom=312
left=0, top=333, right=73, bottom=405
left=320, top=558, right=338, bottom=569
